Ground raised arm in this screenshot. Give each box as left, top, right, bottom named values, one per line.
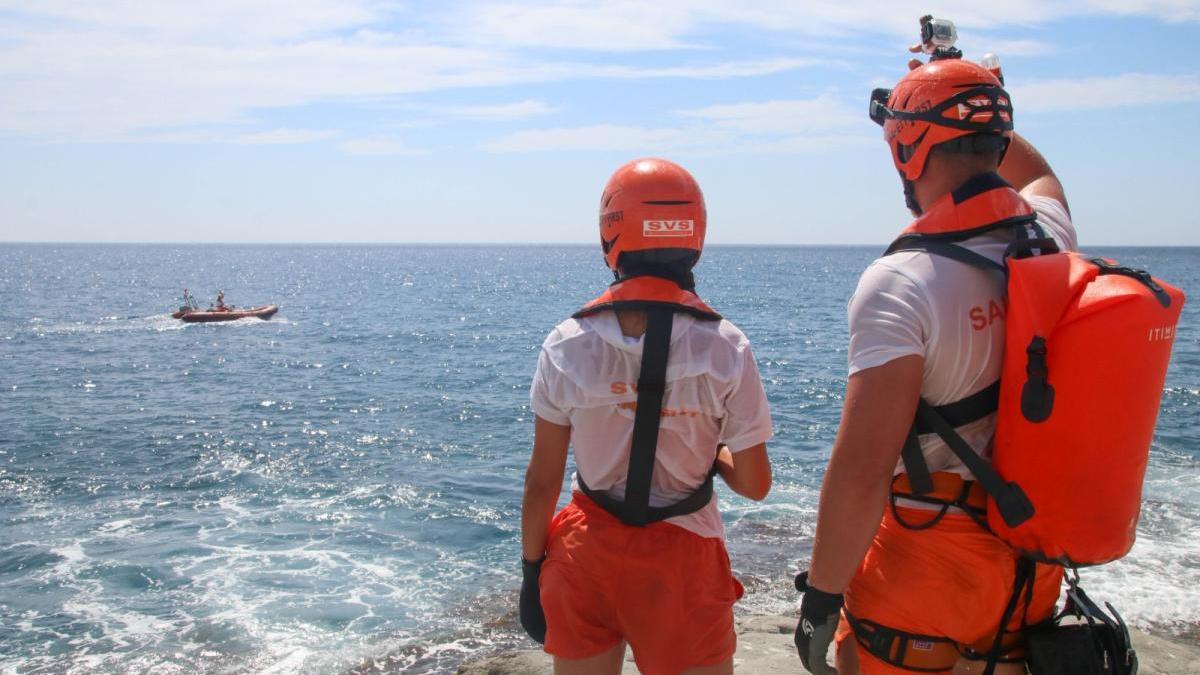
left=1000, top=132, right=1069, bottom=213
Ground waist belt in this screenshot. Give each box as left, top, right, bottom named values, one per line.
left=890, top=472, right=988, bottom=531
left=845, top=609, right=1029, bottom=673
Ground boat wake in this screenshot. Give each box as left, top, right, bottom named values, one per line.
left=27, top=313, right=291, bottom=336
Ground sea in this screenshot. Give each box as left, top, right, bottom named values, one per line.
left=1, top=244, right=1197, bottom=674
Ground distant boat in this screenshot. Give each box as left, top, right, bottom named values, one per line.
left=172, top=304, right=279, bottom=323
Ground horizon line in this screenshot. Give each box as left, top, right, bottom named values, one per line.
left=4, top=241, right=1200, bottom=248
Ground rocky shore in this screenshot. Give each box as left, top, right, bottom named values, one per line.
left=458, top=615, right=1200, bottom=674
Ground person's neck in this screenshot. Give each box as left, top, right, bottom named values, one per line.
left=913, top=160, right=1000, bottom=213
left=615, top=309, right=647, bottom=338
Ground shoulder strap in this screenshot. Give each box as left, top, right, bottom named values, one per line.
left=622, top=307, right=673, bottom=526
left=889, top=239, right=1007, bottom=276
left=900, top=382, right=1001, bottom=496
left=912, top=382, right=1000, bottom=435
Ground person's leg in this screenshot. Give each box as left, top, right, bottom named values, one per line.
left=615, top=522, right=742, bottom=675
left=553, top=641, right=626, bottom=675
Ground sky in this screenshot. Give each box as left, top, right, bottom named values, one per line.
left=1, top=1, right=1199, bottom=245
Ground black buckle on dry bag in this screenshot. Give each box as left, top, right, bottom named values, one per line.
left=1090, top=258, right=1172, bottom=309
left=1021, top=336, right=1055, bottom=423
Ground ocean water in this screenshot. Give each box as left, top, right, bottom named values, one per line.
left=0, top=244, right=1196, bottom=673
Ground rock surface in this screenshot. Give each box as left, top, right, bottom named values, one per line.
left=458, top=615, right=1200, bottom=674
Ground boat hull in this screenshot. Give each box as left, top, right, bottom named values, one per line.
left=173, top=304, right=279, bottom=323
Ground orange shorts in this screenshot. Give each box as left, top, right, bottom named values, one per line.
left=539, top=492, right=744, bottom=675
left=835, top=505, right=1063, bottom=675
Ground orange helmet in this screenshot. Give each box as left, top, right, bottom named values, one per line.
left=598, top=158, right=706, bottom=272
left=870, top=58, right=1013, bottom=181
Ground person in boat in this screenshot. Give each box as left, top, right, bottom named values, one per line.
left=520, top=158, right=773, bottom=675
left=792, top=52, right=1077, bottom=675
left=215, top=291, right=228, bottom=311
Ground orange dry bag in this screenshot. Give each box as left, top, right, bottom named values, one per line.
left=987, top=253, right=1184, bottom=564
left=888, top=173, right=1186, bottom=567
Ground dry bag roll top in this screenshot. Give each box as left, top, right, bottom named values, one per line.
left=888, top=173, right=1186, bottom=566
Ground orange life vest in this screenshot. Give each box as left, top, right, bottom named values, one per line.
left=574, top=274, right=721, bottom=321
left=570, top=275, right=721, bottom=527
left=887, top=173, right=1186, bottom=566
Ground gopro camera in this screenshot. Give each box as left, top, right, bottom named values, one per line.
left=919, top=15, right=962, bottom=60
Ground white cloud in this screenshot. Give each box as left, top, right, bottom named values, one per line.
left=481, top=124, right=728, bottom=153
left=1088, top=0, right=1200, bottom=22
left=460, top=2, right=701, bottom=51
left=0, top=1, right=1196, bottom=144
left=446, top=100, right=558, bottom=120
left=678, top=96, right=858, bottom=134
left=338, top=136, right=426, bottom=155
left=1013, top=73, right=1200, bottom=111
left=481, top=95, right=874, bottom=154
left=591, top=58, right=823, bottom=80
left=234, top=129, right=341, bottom=144
left=0, top=4, right=819, bottom=142
left=956, top=34, right=1056, bottom=58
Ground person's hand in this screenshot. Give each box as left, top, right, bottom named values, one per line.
left=794, top=571, right=843, bottom=675
left=519, top=557, right=547, bottom=644
left=907, top=43, right=924, bottom=70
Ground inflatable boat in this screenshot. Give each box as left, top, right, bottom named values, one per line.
left=173, top=304, right=279, bottom=323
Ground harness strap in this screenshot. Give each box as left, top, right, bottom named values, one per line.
left=891, top=240, right=1007, bottom=275
left=900, top=382, right=999, bottom=498
left=843, top=611, right=960, bottom=672
left=915, top=400, right=1034, bottom=528
left=620, top=307, right=672, bottom=526
left=978, top=558, right=1037, bottom=675
left=574, top=305, right=716, bottom=526
left=890, top=472, right=988, bottom=531
left=911, top=381, right=1000, bottom=436
left=899, top=425, right=934, bottom=495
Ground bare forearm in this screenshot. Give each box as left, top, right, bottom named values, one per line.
left=715, top=443, right=771, bottom=501
left=1000, top=132, right=1069, bottom=211
left=807, top=461, right=890, bottom=592
left=804, top=356, right=924, bottom=594
left=521, top=477, right=560, bottom=561
left=521, top=416, right=571, bottom=562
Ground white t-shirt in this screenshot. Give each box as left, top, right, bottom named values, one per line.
left=847, top=195, right=1077, bottom=477
left=530, top=311, right=773, bottom=539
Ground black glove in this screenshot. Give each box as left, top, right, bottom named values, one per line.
left=519, top=557, right=547, bottom=644
left=794, top=571, right=843, bottom=675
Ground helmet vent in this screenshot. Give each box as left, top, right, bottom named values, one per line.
left=642, top=200, right=692, bottom=205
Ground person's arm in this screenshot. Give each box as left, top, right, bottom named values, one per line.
left=521, top=416, right=570, bottom=562
left=805, top=354, right=924, bottom=593
left=1000, top=132, right=1068, bottom=214
left=715, top=443, right=771, bottom=501
left=713, top=335, right=774, bottom=501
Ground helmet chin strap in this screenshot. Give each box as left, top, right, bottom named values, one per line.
left=903, top=176, right=922, bottom=216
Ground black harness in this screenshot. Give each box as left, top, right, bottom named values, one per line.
left=571, top=285, right=723, bottom=527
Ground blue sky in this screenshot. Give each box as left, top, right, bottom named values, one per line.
left=1, top=1, right=1198, bottom=245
